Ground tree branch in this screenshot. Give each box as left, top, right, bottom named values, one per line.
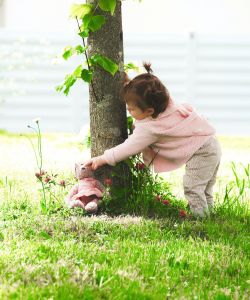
left=76, top=17, right=99, bottom=103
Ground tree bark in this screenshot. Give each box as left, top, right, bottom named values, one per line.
left=87, top=0, right=129, bottom=186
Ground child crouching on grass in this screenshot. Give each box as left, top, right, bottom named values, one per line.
left=84, top=63, right=222, bottom=217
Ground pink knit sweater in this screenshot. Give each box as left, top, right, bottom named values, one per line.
left=103, top=99, right=215, bottom=172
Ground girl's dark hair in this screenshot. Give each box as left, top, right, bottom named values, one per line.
left=124, top=62, right=170, bottom=118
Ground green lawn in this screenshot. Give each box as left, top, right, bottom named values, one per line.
left=0, top=132, right=249, bottom=300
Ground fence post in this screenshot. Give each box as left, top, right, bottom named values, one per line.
left=186, top=32, right=197, bottom=104
left=0, top=0, right=5, bottom=28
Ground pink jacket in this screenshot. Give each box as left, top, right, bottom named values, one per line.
left=103, top=99, right=215, bottom=172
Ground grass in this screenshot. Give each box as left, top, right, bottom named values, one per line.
left=0, top=131, right=250, bottom=299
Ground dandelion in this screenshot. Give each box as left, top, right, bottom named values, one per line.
left=32, top=118, right=40, bottom=123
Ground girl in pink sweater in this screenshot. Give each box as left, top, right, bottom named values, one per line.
left=84, top=63, right=221, bottom=217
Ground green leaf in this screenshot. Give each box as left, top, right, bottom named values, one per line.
left=127, top=116, right=134, bottom=135
left=56, top=65, right=92, bottom=95
left=73, top=65, right=83, bottom=77
left=124, top=62, right=139, bottom=72
left=81, top=14, right=92, bottom=31
left=57, top=74, right=77, bottom=96
left=75, top=45, right=87, bottom=54
left=64, top=76, right=77, bottom=96
left=78, top=29, right=89, bottom=38
left=98, top=0, right=116, bottom=15
left=0, top=232, right=4, bottom=241
left=70, top=4, right=93, bottom=18
left=81, top=69, right=93, bottom=83
left=88, top=15, right=106, bottom=32
left=80, top=14, right=105, bottom=32
left=56, top=84, right=64, bottom=92
left=39, top=231, right=51, bottom=239
left=62, top=45, right=87, bottom=60
left=62, top=46, right=75, bottom=60
left=90, top=54, right=118, bottom=76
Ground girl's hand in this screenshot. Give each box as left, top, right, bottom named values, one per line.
left=84, top=156, right=107, bottom=170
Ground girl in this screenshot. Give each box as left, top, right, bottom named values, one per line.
left=84, top=63, right=221, bottom=217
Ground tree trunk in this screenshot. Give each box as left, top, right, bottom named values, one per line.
left=87, top=0, right=130, bottom=187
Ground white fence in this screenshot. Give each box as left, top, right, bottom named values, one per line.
left=0, top=31, right=88, bottom=132
left=0, top=30, right=250, bottom=134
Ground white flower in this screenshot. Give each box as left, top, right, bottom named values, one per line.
left=33, top=118, right=40, bottom=123
left=51, top=56, right=63, bottom=65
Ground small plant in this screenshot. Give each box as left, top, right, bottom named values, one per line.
left=26, top=118, right=48, bottom=212
left=56, top=1, right=119, bottom=99
left=56, top=1, right=139, bottom=100
left=216, top=162, right=250, bottom=217
left=26, top=119, right=68, bottom=213
left=100, top=154, right=187, bottom=218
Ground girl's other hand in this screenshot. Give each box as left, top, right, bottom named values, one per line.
left=84, top=156, right=107, bottom=170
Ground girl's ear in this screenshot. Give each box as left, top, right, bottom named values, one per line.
left=123, top=72, right=130, bottom=87
left=147, top=107, right=155, bottom=116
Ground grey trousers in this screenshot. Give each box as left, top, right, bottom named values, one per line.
left=183, top=136, right=222, bottom=217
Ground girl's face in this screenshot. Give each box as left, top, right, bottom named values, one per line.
left=125, top=93, right=154, bottom=120
left=126, top=102, right=154, bottom=120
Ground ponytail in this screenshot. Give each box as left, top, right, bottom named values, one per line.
left=143, top=62, right=153, bottom=74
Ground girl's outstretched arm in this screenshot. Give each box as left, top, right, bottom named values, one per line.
left=103, top=125, right=157, bottom=166
left=84, top=124, right=156, bottom=170
left=84, top=156, right=107, bottom=170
